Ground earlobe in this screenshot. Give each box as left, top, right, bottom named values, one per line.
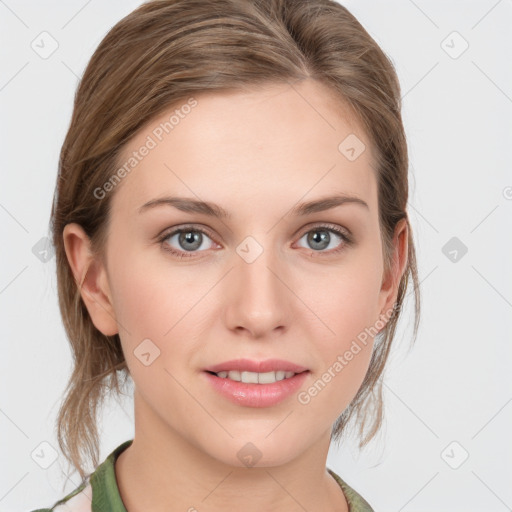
left=62, top=223, right=119, bottom=336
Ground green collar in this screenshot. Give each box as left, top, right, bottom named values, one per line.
left=327, top=468, right=375, bottom=511
left=90, top=439, right=133, bottom=511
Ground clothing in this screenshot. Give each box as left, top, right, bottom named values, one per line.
left=31, top=439, right=375, bottom=511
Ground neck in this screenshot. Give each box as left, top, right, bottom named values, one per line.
left=115, top=390, right=348, bottom=512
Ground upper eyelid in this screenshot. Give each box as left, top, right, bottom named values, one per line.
left=300, top=222, right=350, bottom=234
left=158, top=223, right=216, bottom=240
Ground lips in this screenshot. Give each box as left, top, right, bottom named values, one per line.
left=203, top=369, right=309, bottom=407
left=203, top=358, right=309, bottom=374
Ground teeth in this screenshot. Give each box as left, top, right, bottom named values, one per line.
left=215, top=370, right=297, bottom=383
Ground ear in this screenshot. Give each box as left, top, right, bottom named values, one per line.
left=377, top=218, right=409, bottom=327
left=62, top=223, right=119, bottom=336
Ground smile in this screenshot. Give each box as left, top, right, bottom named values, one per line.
left=203, top=370, right=310, bottom=407
left=208, top=370, right=299, bottom=384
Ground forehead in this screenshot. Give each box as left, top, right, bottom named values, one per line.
left=112, top=79, right=378, bottom=214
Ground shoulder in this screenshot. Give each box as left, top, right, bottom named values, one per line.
left=29, top=478, right=92, bottom=512
left=327, top=467, right=376, bottom=512
left=30, top=439, right=133, bottom=512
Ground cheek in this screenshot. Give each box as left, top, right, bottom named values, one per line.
left=302, top=249, right=383, bottom=345
left=106, top=256, right=191, bottom=399
left=330, top=276, right=382, bottom=343
left=106, top=243, right=214, bottom=386
left=107, top=241, right=206, bottom=338
left=296, top=252, right=383, bottom=409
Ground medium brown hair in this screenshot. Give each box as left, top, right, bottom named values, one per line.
left=50, top=0, right=420, bottom=480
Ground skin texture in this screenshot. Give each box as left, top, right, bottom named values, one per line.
left=63, top=78, right=408, bottom=512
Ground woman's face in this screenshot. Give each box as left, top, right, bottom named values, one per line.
left=76, top=79, right=405, bottom=467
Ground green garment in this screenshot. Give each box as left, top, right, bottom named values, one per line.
left=31, top=439, right=374, bottom=511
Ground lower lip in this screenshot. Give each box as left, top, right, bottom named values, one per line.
left=203, top=371, right=309, bottom=408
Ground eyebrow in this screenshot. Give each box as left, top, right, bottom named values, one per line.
left=138, top=193, right=369, bottom=218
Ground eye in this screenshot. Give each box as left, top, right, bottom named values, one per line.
left=296, top=224, right=352, bottom=254
left=158, top=226, right=217, bottom=258
left=157, top=223, right=353, bottom=259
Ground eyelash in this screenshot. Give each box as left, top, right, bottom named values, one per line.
left=157, top=223, right=353, bottom=259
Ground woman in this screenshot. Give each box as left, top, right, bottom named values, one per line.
left=32, top=0, right=420, bottom=510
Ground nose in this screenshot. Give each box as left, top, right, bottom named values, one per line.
left=223, top=242, right=291, bottom=339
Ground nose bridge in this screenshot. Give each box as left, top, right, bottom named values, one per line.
left=226, top=235, right=288, bottom=336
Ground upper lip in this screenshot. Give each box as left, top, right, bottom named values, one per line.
left=204, top=358, right=309, bottom=374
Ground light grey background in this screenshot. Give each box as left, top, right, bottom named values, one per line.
left=1, top=1, right=511, bottom=511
